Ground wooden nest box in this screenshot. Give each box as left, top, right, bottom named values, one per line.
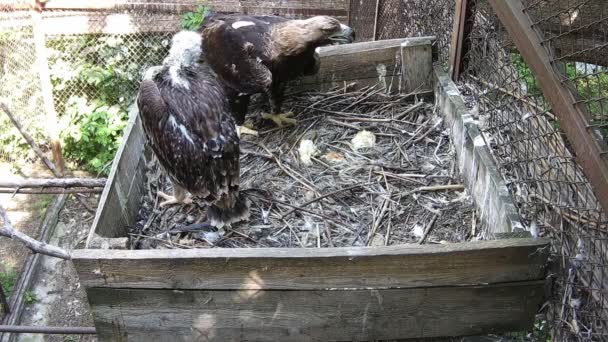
left=72, top=37, right=549, bottom=341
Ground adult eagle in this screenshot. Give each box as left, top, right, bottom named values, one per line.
left=200, top=14, right=355, bottom=135
left=137, top=31, right=249, bottom=228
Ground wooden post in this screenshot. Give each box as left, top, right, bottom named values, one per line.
left=31, top=9, right=65, bottom=177
left=401, top=37, right=434, bottom=95
left=372, top=0, right=381, bottom=41
left=449, top=0, right=476, bottom=81
left=488, top=0, right=608, bottom=213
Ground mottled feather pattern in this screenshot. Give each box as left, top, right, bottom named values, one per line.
left=201, top=15, right=279, bottom=95
left=200, top=14, right=350, bottom=117
left=137, top=64, right=240, bottom=205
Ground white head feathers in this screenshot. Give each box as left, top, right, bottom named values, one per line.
left=164, top=31, right=203, bottom=67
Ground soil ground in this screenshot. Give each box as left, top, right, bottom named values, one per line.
left=0, top=159, right=98, bottom=342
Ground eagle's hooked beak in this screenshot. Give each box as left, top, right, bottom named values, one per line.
left=329, top=24, right=355, bottom=44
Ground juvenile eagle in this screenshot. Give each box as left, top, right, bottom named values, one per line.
left=200, top=14, right=355, bottom=135
left=137, top=31, right=249, bottom=228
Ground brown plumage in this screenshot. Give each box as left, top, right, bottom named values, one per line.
left=137, top=31, right=248, bottom=228
left=200, top=14, right=355, bottom=133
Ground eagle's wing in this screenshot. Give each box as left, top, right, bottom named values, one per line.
left=201, top=16, right=277, bottom=95
left=138, top=69, right=240, bottom=201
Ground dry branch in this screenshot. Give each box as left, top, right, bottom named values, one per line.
left=1, top=178, right=106, bottom=189
left=0, top=188, right=102, bottom=195
left=0, top=204, right=71, bottom=260
left=0, top=102, right=61, bottom=177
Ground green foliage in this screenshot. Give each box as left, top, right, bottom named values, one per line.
left=24, top=290, right=37, bottom=305
left=511, top=53, right=541, bottom=95
left=0, top=267, right=17, bottom=299
left=59, top=97, right=128, bottom=173
left=181, top=4, right=210, bottom=31
left=46, top=34, right=169, bottom=174
left=34, top=194, right=52, bottom=218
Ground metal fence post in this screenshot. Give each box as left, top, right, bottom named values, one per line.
left=372, top=0, right=381, bottom=41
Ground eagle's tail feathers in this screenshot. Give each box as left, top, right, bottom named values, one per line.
left=207, top=193, right=250, bottom=228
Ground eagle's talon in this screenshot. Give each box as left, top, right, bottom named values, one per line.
left=262, top=112, right=297, bottom=127
left=158, top=191, right=193, bottom=207
left=237, top=125, right=259, bottom=137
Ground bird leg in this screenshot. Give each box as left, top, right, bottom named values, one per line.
left=261, top=111, right=297, bottom=127
left=261, top=83, right=297, bottom=128
left=236, top=120, right=259, bottom=137
left=158, top=182, right=192, bottom=207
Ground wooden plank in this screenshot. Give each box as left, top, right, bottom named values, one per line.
left=72, top=238, right=549, bottom=290
left=291, top=37, right=436, bottom=93
left=86, top=106, right=145, bottom=242
left=87, top=281, right=545, bottom=341
left=488, top=0, right=608, bottom=214
left=401, top=38, right=433, bottom=94
left=448, top=0, right=476, bottom=80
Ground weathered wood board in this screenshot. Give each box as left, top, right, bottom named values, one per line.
left=86, top=106, right=146, bottom=242
left=290, top=37, right=436, bottom=94
left=73, top=238, right=548, bottom=290
left=89, top=281, right=544, bottom=341
left=401, top=38, right=434, bottom=94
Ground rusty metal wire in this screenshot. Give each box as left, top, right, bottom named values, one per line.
left=348, top=0, right=455, bottom=67
left=459, top=0, right=608, bottom=339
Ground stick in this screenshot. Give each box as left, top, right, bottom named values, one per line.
left=280, top=182, right=373, bottom=219
left=418, top=214, right=439, bottom=244
left=0, top=102, right=60, bottom=177
left=406, top=184, right=465, bottom=196
left=1, top=178, right=106, bottom=189
left=0, top=188, right=103, bottom=195
left=0, top=204, right=71, bottom=260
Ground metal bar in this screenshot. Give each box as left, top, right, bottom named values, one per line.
left=488, top=0, right=608, bottom=213
left=0, top=325, right=96, bottom=334
left=448, top=0, right=476, bottom=81
left=372, top=0, right=381, bottom=41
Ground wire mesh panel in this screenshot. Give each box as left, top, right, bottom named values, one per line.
left=524, top=0, right=608, bottom=150
left=460, top=0, right=608, bottom=339
left=0, top=9, right=45, bottom=163
left=348, top=0, right=455, bottom=66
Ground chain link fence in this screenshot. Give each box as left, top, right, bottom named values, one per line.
left=0, top=9, right=45, bottom=163
left=348, top=0, right=455, bottom=66
left=460, top=0, right=608, bottom=340
left=0, top=1, right=349, bottom=171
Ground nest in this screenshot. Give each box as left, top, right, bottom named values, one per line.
left=131, top=86, right=482, bottom=249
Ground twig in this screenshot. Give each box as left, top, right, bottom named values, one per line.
left=418, top=214, right=439, bottom=244
left=367, top=197, right=389, bottom=245
left=0, top=204, right=70, bottom=260
left=0, top=102, right=62, bottom=177
left=250, top=193, right=351, bottom=230
left=0, top=188, right=103, bottom=195
left=405, top=118, right=443, bottom=147
left=406, top=184, right=465, bottom=196
left=1, top=178, right=106, bottom=189
left=280, top=182, right=373, bottom=219
left=256, top=142, right=318, bottom=194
